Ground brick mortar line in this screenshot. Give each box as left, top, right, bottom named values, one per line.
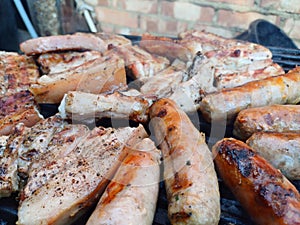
left=181, top=0, right=300, bottom=19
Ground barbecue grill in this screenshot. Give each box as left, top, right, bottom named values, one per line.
left=1, top=20, right=300, bottom=225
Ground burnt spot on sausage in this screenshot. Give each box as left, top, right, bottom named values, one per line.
left=170, top=211, right=193, bottom=221
left=156, top=108, right=167, bottom=118
left=172, top=172, right=192, bottom=191
left=218, top=140, right=255, bottom=177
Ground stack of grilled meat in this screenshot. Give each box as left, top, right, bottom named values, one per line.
left=0, top=30, right=300, bottom=225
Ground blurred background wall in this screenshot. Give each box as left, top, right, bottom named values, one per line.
left=84, top=0, right=300, bottom=47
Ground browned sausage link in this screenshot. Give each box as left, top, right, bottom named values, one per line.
left=149, top=98, right=220, bottom=225
left=233, top=104, right=300, bottom=140
left=246, top=132, right=300, bottom=180
left=212, top=138, right=300, bottom=225
left=199, top=68, right=300, bottom=123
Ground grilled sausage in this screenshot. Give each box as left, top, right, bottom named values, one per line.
left=149, top=98, right=220, bottom=225
left=86, top=138, right=161, bottom=225
left=246, top=132, right=300, bottom=180
left=212, top=138, right=300, bottom=225
left=199, top=68, right=300, bottom=123
left=233, top=104, right=300, bottom=140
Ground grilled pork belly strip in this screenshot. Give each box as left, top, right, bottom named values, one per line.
left=87, top=137, right=161, bottom=225
left=95, top=32, right=132, bottom=48
left=233, top=104, right=300, bottom=140
left=20, top=33, right=106, bottom=55
left=105, top=45, right=170, bottom=79
left=179, top=30, right=272, bottom=60
left=37, top=51, right=103, bottom=74
left=246, top=132, right=300, bottom=180
left=149, top=98, right=220, bottom=225
left=0, top=90, right=43, bottom=136
left=17, top=115, right=66, bottom=177
left=212, top=138, right=300, bottom=225
left=200, top=68, right=300, bottom=123
left=0, top=51, right=39, bottom=96
left=17, top=125, right=148, bottom=225
left=22, top=124, right=90, bottom=199
left=30, top=54, right=126, bottom=104
left=139, top=33, right=193, bottom=62
left=140, top=60, right=187, bottom=98
left=58, top=90, right=156, bottom=123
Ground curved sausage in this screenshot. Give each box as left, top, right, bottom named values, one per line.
left=86, top=138, right=161, bottom=225
left=233, top=104, right=300, bottom=140
left=212, top=138, right=300, bottom=225
left=149, top=98, right=220, bottom=225
left=246, top=132, right=300, bottom=180
left=199, top=68, right=300, bottom=123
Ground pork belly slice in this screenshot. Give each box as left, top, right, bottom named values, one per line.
left=37, top=50, right=103, bottom=74
left=179, top=30, right=272, bottom=60
left=95, top=32, right=132, bottom=48
left=17, top=125, right=148, bottom=225
left=17, top=115, right=66, bottom=177
left=59, top=90, right=156, bottom=123
left=20, top=32, right=107, bottom=55
left=30, top=54, right=127, bottom=104
left=139, top=33, right=193, bottom=62
left=105, top=45, right=170, bottom=79
left=23, top=124, right=91, bottom=200
left=0, top=51, right=39, bottom=96
left=0, top=90, right=43, bottom=136
left=140, top=60, right=187, bottom=98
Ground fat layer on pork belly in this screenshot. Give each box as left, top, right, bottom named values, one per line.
left=18, top=124, right=148, bottom=225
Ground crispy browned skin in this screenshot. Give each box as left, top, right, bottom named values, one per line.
left=212, top=138, right=300, bottom=225
left=149, top=98, right=220, bottom=225
left=234, top=105, right=300, bottom=140
left=200, top=68, right=300, bottom=123
left=0, top=91, right=42, bottom=135
left=246, top=132, right=300, bottom=180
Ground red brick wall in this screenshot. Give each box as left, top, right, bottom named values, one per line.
left=86, top=0, right=300, bottom=47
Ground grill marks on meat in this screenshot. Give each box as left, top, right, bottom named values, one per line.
left=0, top=52, right=42, bottom=135
left=0, top=91, right=42, bottom=135
left=0, top=51, right=39, bottom=96
left=37, top=51, right=103, bottom=74
left=17, top=125, right=148, bottom=225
